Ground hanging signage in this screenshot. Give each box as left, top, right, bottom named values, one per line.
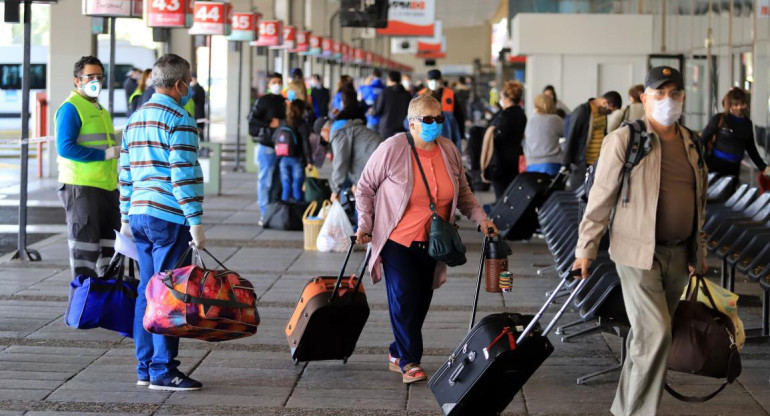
left=293, top=30, right=310, bottom=53
left=332, top=41, right=342, bottom=60
left=760, top=0, right=770, bottom=18
left=308, top=35, right=322, bottom=55
left=189, top=1, right=232, bottom=36
left=83, top=0, right=142, bottom=17
left=321, top=37, right=333, bottom=58
left=271, top=25, right=295, bottom=49
left=377, top=0, right=436, bottom=37
left=340, top=43, right=350, bottom=63
left=227, top=11, right=259, bottom=41
left=365, top=51, right=374, bottom=66
left=251, top=20, right=283, bottom=47
left=147, top=0, right=193, bottom=28
left=354, top=48, right=365, bottom=64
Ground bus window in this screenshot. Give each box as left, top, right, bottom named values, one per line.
left=102, top=64, right=133, bottom=90
left=0, top=64, right=47, bottom=90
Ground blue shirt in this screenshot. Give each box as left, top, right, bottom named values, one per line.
left=119, top=93, right=204, bottom=226
left=359, top=79, right=385, bottom=126
left=55, top=101, right=106, bottom=162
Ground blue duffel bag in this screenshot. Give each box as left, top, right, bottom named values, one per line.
left=65, top=253, right=139, bottom=337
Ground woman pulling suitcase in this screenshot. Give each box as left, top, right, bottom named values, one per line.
left=355, top=94, right=498, bottom=384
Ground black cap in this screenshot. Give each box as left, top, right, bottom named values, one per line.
left=645, top=66, right=684, bottom=90
left=290, top=67, right=304, bottom=78
left=427, top=69, right=442, bottom=80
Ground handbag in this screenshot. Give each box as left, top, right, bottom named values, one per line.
left=407, top=133, right=467, bottom=267
left=65, top=253, right=139, bottom=337
left=143, top=246, right=259, bottom=342
left=665, top=275, right=742, bottom=402
left=262, top=200, right=308, bottom=231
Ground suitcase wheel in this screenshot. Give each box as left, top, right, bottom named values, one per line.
left=294, top=358, right=299, bottom=366
left=342, top=357, right=348, bottom=364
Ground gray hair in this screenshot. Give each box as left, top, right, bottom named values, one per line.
left=151, top=54, right=191, bottom=89
left=407, top=94, right=441, bottom=119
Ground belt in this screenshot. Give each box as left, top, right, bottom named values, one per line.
left=656, top=240, right=687, bottom=247
left=410, top=241, right=428, bottom=251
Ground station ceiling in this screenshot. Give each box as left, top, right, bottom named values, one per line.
left=436, top=0, right=503, bottom=28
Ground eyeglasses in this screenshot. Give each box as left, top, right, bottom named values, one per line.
left=644, top=89, right=685, bottom=101
left=79, top=73, right=105, bottom=82
left=413, top=115, right=445, bottom=124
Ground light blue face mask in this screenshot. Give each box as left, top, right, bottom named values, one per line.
left=179, top=82, right=193, bottom=106
left=419, top=121, right=443, bottom=142
left=287, top=89, right=297, bottom=102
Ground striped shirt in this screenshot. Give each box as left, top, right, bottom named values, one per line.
left=119, top=93, right=203, bottom=226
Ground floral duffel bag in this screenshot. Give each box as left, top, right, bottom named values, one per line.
left=144, top=246, right=259, bottom=342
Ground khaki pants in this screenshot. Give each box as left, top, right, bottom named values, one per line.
left=611, top=245, right=690, bottom=416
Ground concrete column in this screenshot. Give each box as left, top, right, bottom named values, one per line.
left=224, top=0, right=255, bottom=143
left=46, top=0, right=94, bottom=178
left=169, top=28, right=194, bottom=62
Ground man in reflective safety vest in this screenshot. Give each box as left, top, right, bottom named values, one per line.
left=418, top=69, right=463, bottom=148
left=55, top=56, right=121, bottom=278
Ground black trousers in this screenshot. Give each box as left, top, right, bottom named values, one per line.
left=58, top=184, right=120, bottom=278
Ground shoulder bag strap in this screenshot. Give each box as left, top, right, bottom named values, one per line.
left=406, top=133, right=438, bottom=214
left=664, top=381, right=728, bottom=403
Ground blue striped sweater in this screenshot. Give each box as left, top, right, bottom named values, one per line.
left=119, top=93, right=203, bottom=226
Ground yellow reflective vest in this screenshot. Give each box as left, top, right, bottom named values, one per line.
left=56, top=92, right=117, bottom=191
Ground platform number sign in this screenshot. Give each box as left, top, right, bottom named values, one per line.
left=293, top=31, right=310, bottom=53
left=146, top=0, right=193, bottom=27
left=251, top=20, right=283, bottom=47
left=189, top=1, right=232, bottom=35
left=228, top=12, right=259, bottom=41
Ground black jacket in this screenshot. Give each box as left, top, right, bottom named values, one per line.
left=563, top=99, right=597, bottom=167
left=311, top=86, right=330, bottom=118
left=278, top=121, right=314, bottom=166
left=247, top=93, right=287, bottom=146
left=191, top=83, right=206, bottom=121
left=489, top=105, right=526, bottom=178
left=334, top=103, right=367, bottom=124
left=373, top=84, right=412, bottom=139
left=702, top=113, right=767, bottom=170
left=123, top=77, right=137, bottom=110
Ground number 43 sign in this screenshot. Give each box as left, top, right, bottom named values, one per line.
left=189, top=1, right=233, bottom=36
left=146, top=0, right=193, bottom=28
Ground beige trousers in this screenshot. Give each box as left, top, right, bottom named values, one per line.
left=611, top=245, right=690, bottom=416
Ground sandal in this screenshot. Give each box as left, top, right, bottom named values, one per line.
left=388, top=354, right=401, bottom=373
left=402, top=363, right=427, bottom=384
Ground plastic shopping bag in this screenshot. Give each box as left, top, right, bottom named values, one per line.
left=316, top=200, right=354, bottom=252
left=681, top=276, right=745, bottom=349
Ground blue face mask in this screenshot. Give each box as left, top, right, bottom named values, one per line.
left=287, top=89, right=297, bottom=102
left=179, top=82, right=193, bottom=106
left=419, top=121, right=443, bottom=142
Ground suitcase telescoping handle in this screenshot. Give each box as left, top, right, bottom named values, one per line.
left=516, top=269, right=588, bottom=345
left=469, top=228, right=494, bottom=331
left=329, top=235, right=371, bottom=303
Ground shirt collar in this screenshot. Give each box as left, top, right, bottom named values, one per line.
left=150, top=92, right=182, bottom=109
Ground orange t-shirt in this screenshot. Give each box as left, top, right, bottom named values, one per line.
left=390, top=145, right=455, bottom=247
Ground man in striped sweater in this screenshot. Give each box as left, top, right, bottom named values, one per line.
left=119, top=54, right=205, bottom=391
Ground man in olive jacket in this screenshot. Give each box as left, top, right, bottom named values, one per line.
left=573, top=67, right=708, bottom=416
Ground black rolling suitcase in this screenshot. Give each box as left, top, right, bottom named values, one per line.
left=285, top=236, right=371, bottom=364
left=489, top=172, right=566, bottom=240
left=429, top=235, right=587, bottom=416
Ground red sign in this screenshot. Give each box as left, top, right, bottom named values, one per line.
left=309, top=35, right=322, bottom=55
left=228, top=12, right=259, bottom=41
left=340, top=43, right=350, bottom=62
left=189, top=1, right=232, bottom=35
left=365, top=52, right=373, bottom=66
left=292, top=30, right=310, bottom=53
left=332, top=41, right=341, bottom=59
left=252, top=20, right=283, bottom=47
left=354, top=48, right=365, bottom=64
left=271, top=25, right=296, bottom=49
left=321, top=37, right=333, bottom=57
left=147, top=0, right=193, bottom=27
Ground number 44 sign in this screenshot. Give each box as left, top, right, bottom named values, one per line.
left=189, top=1, right=233, bottom=36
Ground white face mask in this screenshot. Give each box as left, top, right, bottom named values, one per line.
left=427, top=79, right=439, bottom=91
left=82, top=80, right=102, bottom=98
left=402, top=80, right=411, bottom=90
left=650, top=97, right=682, bottom=127
left=269, top=83, right=282, bottom=95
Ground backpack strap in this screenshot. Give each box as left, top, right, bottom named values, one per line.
left=278, top=126, right=298, bottom=144
left=619, top=120, right=651, bottom=207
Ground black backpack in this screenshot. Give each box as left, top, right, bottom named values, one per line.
left=579, top=120, right=704, bottom=224
left=274, top=126, right=299, bottom=157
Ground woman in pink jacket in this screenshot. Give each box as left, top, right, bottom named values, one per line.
left=355, top=94, right=498, bottom=384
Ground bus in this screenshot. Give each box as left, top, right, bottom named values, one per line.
left=0, top=40, right=156, bottom=131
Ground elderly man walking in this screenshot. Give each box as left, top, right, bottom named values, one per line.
left=119, top=54, right=206, bottom=391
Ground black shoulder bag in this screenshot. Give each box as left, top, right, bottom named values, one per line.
left=406, top=133, right=467, bottom=267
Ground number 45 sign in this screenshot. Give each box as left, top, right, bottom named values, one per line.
left=189, top=1, right=233, bottom=36
left=146, top=0, right=193, bottom=28
left=228, top=12, right=260, bottom=42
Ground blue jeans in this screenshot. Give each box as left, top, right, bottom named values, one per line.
left=381, top=240, right=436, bottom=370
left=279, top=156, right=305, bottom=202
left=130, top=214, right=192, bottom=382
left=257, top=144, right=277, bottom=215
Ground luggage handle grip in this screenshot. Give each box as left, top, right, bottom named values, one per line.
left=330, top=235, right=370, bottom=302
left=448, top=362, right=466, bottom=387
left=516, top=269, right=586, bottom=344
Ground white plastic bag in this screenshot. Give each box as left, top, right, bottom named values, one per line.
left=316, top=200, right=354, bottom=252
